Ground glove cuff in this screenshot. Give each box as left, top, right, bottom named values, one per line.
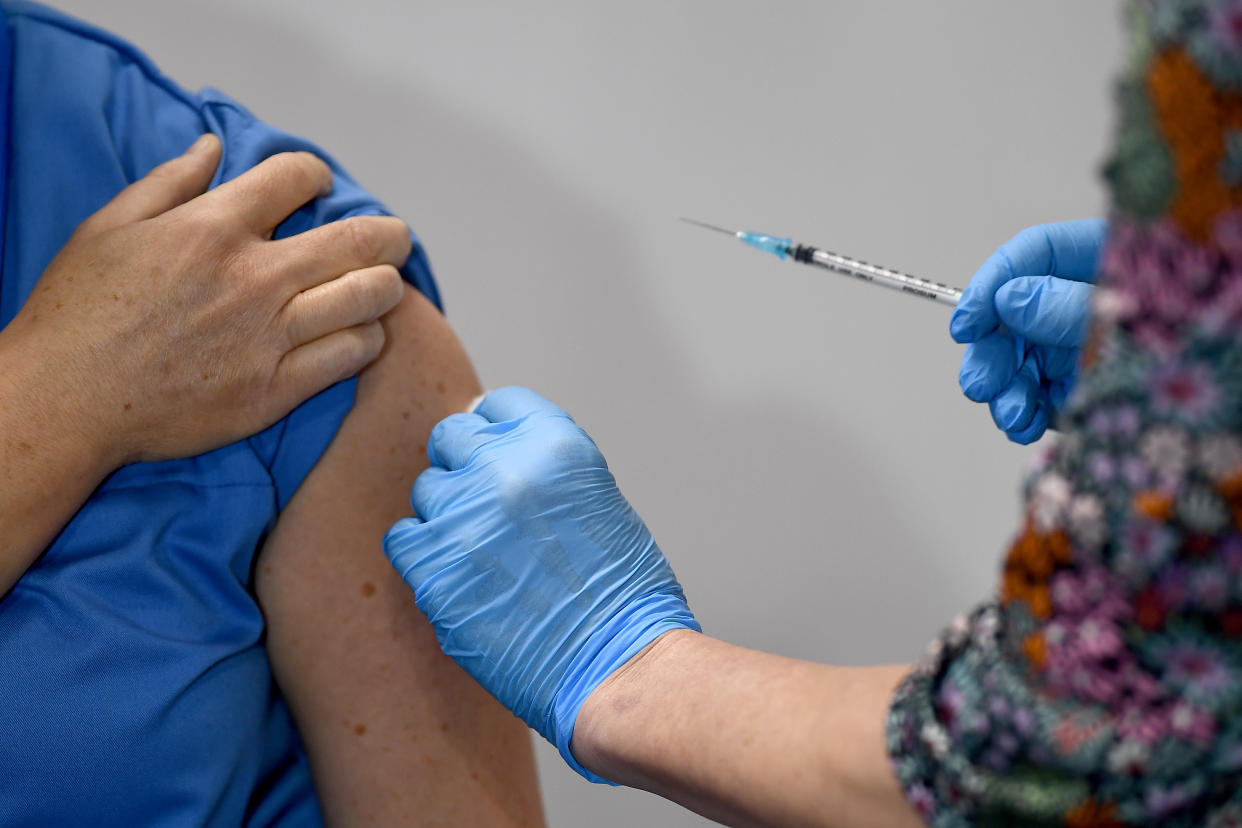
left=550, top=593, right=701, bottom=784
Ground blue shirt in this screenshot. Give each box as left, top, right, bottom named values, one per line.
left=0, top=4, right=441, bottom=825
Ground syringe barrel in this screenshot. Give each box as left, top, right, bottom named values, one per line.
left=791, top=244, right=961, bottom=307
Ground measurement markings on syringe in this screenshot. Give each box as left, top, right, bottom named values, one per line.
left=826, top=262, right=874, bottom=282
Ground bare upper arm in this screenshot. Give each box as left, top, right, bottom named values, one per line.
left=255, top=285, right=544, bottom=826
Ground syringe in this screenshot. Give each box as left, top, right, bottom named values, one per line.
left=681, top=218, right=963, bottom=307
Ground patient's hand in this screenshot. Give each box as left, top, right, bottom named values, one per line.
left=3, top=134, right=408, bottom=467
left=0, top=135, right=408, bottom=595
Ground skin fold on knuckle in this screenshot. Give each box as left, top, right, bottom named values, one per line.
left=238, top=341, right=297, bottom=429
left=341, top=217, right=383, bottom=265
left=339, top=269, right=372, bottom=320
left=182, top=194, right=247, bottom=256
left=217, top=243, right=274, bottom=310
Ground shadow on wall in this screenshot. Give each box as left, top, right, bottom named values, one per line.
left=132, top=4, right=967, bottom=825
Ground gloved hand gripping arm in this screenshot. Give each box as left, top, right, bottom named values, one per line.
left=383, top=387, right=700, bottom=782
left=383, top=388, right=924, bottom=827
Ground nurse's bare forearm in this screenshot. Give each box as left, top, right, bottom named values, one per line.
left=572, top=631, right=924, bottom=828
left=0, top=337, right=118, bottom=594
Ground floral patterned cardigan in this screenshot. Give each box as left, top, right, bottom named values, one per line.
left=887, top=2, right=1242, bottom=825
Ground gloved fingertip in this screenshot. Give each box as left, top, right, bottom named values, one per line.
left=958, top=334, right=1020, bottom=402
left=425, top=430, right=443, bottom=468
left=427, top=412, right=493, bottom=471
left=990, top=392, right=1033, bottom=433
left=410, top=467, right=444, bottom=521
left=1006, top=406, right=1050, bottom=445
left=959, top=367, right=991, bottom=402
left=949, top=307, right=984, bottom=343
left=382, top=516, right=426, bottom=561
left=1005, top=427, right=1042, bottom=445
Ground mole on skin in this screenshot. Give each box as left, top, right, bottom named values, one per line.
left=354, top=723, right=367, bottom=735
left=361, top=581, right=376, bottom=597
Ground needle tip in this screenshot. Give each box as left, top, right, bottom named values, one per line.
left=679, top=217, right=738, bottom=237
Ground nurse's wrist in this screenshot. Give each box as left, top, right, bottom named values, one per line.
left=571, top=628, right=700, bottom=781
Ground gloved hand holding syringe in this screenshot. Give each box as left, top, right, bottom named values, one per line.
left=683, top=217, right=1108, bottom=443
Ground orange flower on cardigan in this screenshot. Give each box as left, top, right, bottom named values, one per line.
left=1147, top=47, right=1242, bottom=242
left=1064, top=798, right=1131, bottom=828
left=1002, top=522, right=1072, bottom=621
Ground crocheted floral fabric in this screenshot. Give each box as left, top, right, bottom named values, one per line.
left=887, top=3, right=1242, bottom=826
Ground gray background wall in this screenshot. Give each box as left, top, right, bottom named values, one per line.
left=54, top=2, right=1124, bottom=824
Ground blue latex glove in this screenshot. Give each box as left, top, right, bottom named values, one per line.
left=383, top=387, right=700, bottom=783
left=950, top=219, right=1108, bottom=444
